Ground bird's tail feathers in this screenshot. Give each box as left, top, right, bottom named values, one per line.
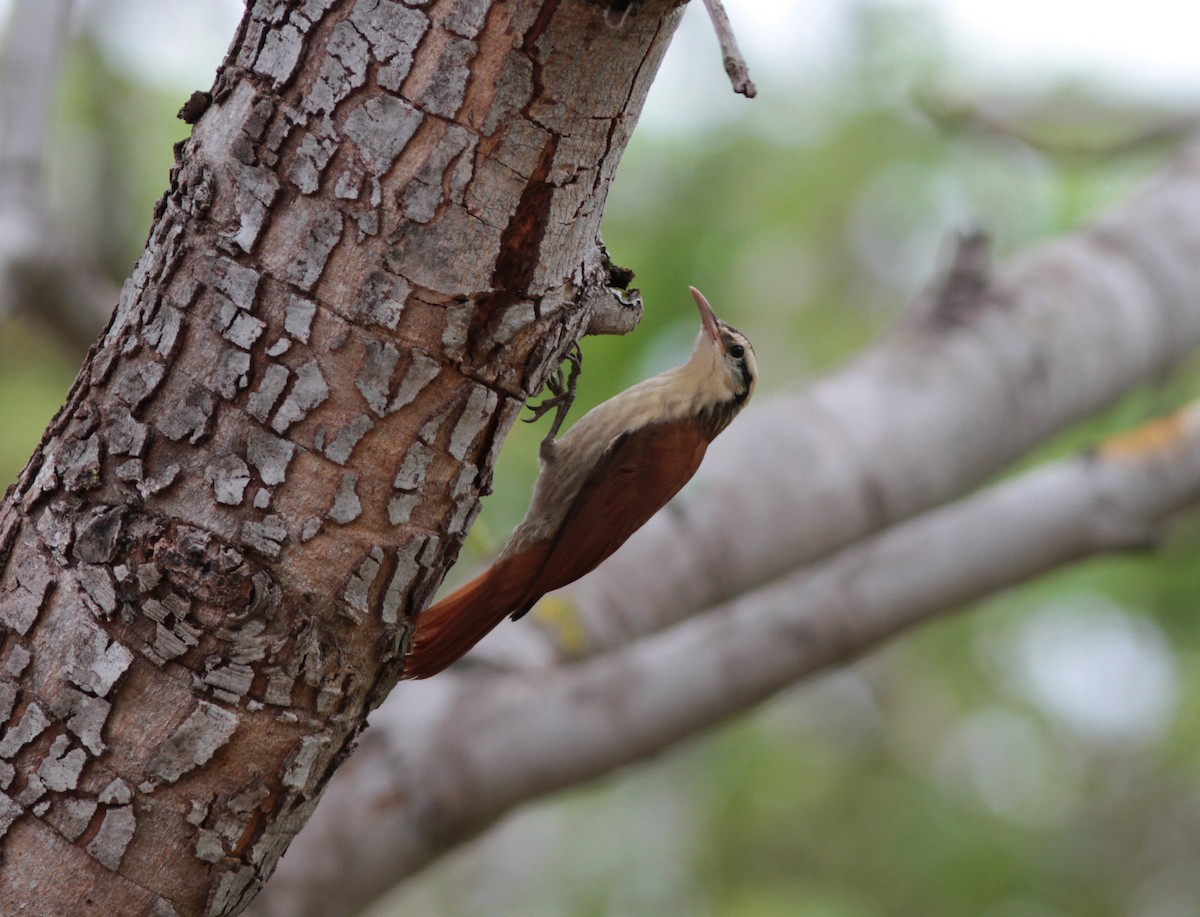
left=403, top=547, right=548, bottom=679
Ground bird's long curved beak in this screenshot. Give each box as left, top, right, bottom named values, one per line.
left=689, top=286, right=721, bottom=343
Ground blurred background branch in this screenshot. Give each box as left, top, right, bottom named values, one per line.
left=0, top=0, right=117, bottom=351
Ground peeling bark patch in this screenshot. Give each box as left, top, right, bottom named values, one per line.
left=356, top=340, right=400, bottom=415
left=214, top=348, right=252, bottom=399
left=74, top=505, right=128, bottom=564
left=281, top=733, right=329, bottom=793
left=86, top=804, right=137, bottom=870
left=449, top=385, right=497, bottom=460
left=0, top=791, right=21, bottom=838
left=195, top=827, right=225, bottom=862
left=0, top=752, right=14, bottom=786
left=24, top=446, right=60, bottom=508
left=418, top=399, right=456, bottom=445
left=207, top=456, right=252, bottom=505
left=284, top=296, right=316, bottom=343
left=3, top=644, right=31, bottom=677
left=241, top=515, right=288, bottom=560
left=340, top=545, right=385, bottom=621
left=209, top=864, right=259, bottom=916
left=264, top=670, right=295, bottom=707
left=60, top=690, right=111, bottom=755
left=272, top=359, right=329, bottom=432
left=445, top=0, right=489, bottom=37
left=112, top=359, right=167, bottom=407
left=5, top=554, right=55, bottom=634
left=247, top=363, right=290, bottom=422
left=68, top=628, right=133, bottom=697
left=288, top=118, right=338, bottom=193
left=232, top=165, right=280, bottom=252
left=403, top=124, right=475, bottom=223
left=99, top=777, right=132, bottom=807
left=381, top=536, right=424, bottom=623
left=483, top=52, right=534, bottom=135
left=17, top=772, right=45, bottom=806
left=447, top=462, right=481, bottom=535
left=54, top=796, right=98, bottom=841
left=328, top=473, right=362, bottom=524
left=148, top=622, right=195, bottom=665
left=254, top=22, right=304, bottom=84
left=344, top=95, right=422, bottom=175
left=287, top=210, right=343, bottom=291
left=35, top=500, right=74, bottom=561
left=104, top=405, right=148, bottom=457
left=223, top=311, right=266, bottom=350
left=159, top=386, right=216, bottom=443
left=79, top=564, right=118, bottom=617
left=417, top=36, right=476, bottom=118
left=204, top=661, right=255, bottom=701
left=305, top=20, right=368, bottom=114
left=193, top=781, right=271, bottom=868
left=324, top=413, right=374, bottom=465
left=335, top=164, right=364, bottom=200
left=208, top=256, right=261, bottom=312
left=61, top=434, right=102, bottom=492
left=247, top=427, right=296, bottom=485
left=145, top=304, right=183, bottom=358
left=143, top=593, right=201, bottom=664
left=116, top=459, right=142, bottom=484
left=140, top=461, right=182, bottom=499
left=351, top=0, right=427, bottom=73
left=355, top=270, right=410, bottom=330
left=37, top=735, right=87, bottom=792
left=0, top=703, right=50, bottom=758
left=392, top=441, right=435, bottom=491
left=389, top=350, right=441, bottom=412
left=146, top=702, right=239, bottom=785
left=387, top=492, right=421, bottom=525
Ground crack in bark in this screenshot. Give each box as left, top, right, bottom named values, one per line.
left=468, top=133, right=561, bottom=354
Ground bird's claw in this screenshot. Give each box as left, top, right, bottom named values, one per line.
left=525, top=342, right=583, bottom=444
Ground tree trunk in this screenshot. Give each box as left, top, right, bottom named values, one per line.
left=0, top=0, right=679, bottom=913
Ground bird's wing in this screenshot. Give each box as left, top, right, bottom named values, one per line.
left=518, top=418, right=710, bottom=611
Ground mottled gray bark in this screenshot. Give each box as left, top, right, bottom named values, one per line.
left=0, top=0, right=679, bottom=913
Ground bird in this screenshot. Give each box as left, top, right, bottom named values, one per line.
left=403, top=287, right=756, bottom=678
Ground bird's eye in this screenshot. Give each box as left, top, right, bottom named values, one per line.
left=729, top=344, right=745, bottom=359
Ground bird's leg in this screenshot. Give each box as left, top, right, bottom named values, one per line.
left=524, top=342, right=583, bottom=447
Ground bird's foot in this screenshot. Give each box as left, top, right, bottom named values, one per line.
left=524, top=342, right=583, bottom=445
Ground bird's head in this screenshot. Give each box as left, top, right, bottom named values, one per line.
left=688, top=286, right=757, bottom=408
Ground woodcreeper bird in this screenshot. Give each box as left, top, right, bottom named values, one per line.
left=403, top=287, right=757, bottom=678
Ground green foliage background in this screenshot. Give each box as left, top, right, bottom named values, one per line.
left=3, top=5, right=1199, bottom=916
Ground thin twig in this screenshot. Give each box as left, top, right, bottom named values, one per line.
left=700, top=0, right=756, bottom=98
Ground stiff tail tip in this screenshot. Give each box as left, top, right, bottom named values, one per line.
left=402, top=550, right=545, bottom=679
